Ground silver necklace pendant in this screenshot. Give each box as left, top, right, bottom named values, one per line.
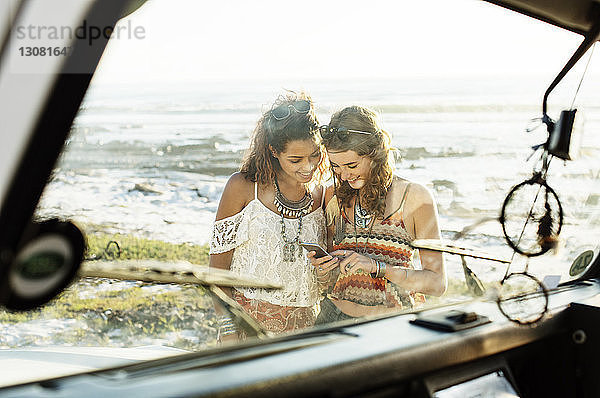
left=280, top=213, right=303, bottom=262
left=355, top=198, right=372, bottom=229
left=282, top=242, right=296, bottom=262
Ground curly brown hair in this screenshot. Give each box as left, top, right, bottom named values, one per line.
left=324, top=106, right=394, bottom=217
left=239, top=91, right=327, bottom=186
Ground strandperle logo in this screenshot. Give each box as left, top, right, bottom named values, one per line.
left=14, top=19, right=146, bottom=45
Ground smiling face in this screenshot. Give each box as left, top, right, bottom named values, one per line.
left=328, top=150, right=372, bottom=190
left=272, top=139, right=322, bottom=184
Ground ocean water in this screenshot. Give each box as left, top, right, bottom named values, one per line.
left=36, top=76, right=600, bottom=283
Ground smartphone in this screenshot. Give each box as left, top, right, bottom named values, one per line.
left=299, top=242, right=330, bottom=259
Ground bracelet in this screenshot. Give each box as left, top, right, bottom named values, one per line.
left=371, top=260, right=387, bottom=278
left=377, top=260, right=386, bottom=278
left=370, top=258, right=380, bottom=278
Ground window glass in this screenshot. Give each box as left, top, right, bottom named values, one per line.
left=2, top=0, right=600, bottom=382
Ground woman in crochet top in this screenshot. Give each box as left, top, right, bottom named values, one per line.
left=308, top=105, right=446, bottom=322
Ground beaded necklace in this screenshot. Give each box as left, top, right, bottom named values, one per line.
left=273, top=176, right=312, bottom=262
left=273, top=178, right=313, bottom=218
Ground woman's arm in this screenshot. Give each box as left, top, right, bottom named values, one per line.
left=209, top=173, right=253, bottom=343
left=387, top=183, right=446, bottom=296
left=209, top=172, right=253, bottom=295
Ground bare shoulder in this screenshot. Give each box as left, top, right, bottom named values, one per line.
left=215, top=172, right=254, bottom=220
left=310, top=184, right=324, bottom=200
left=406, top=181, right=435, bottom=204
left=323, top=184, right=336, bottom=208
left=391, top=177, right=435, bottom=212
left=225, top=172, right=253, bottom=191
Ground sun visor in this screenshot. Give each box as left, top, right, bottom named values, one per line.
left=484, top=0, right=600, bottom=36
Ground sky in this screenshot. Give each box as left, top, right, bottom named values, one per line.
left=91, top=0, right=599, bottom=85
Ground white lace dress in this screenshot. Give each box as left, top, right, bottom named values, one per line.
left=210, top=185, right=326, bottom=332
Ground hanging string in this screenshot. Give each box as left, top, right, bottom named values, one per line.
left=540, top=152, right=553, bottom=179
left=504, top=183, right=544, bottom=280
left=570, top=42, right=596, bottom=110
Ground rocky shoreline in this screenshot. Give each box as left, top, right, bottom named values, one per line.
left=0, top=276, right=218, bottom=350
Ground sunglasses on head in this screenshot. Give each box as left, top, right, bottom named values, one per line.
left=270, top=99, right=311, bottom=120
left=319, top=125, right=374, bottom=140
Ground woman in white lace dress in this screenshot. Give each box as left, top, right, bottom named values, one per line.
left=210, top=92, right=327, bottom=340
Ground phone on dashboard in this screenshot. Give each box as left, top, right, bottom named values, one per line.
left=299, top=242, right=330, bottom=259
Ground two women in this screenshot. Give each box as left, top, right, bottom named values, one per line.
left=210, top=94, right=446, bottom=338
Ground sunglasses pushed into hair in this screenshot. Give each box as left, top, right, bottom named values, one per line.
left=319, top=125, right=375, bottom=140
left=270, top=99, right=311, bottom=120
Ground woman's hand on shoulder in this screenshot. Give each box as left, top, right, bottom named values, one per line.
left=215, top=172, right=254, bottom=221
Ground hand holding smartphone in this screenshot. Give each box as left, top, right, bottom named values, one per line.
left=299, top=242, right=329, bottom=259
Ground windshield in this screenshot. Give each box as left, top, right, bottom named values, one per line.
left=1, top=0, right=600, bottom=387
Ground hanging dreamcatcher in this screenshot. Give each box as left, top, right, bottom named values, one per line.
left=495, top=137, right=564, bottom=324
left=494, top=36, right=597, bottom=325
left=500, top=155, right=563, bottom=258
left=496, top=101, right=584, bottom=324
left=496, top=146, right=562, bottom=324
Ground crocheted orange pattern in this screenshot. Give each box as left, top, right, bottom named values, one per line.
left=330, top=211, right=426, bottom=309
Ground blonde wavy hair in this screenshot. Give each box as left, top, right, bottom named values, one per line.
left=324, top=105, right=394, bottom=217
left=240, top=91, right=327, bottom=187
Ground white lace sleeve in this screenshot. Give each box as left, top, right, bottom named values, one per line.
left=209, top=207, right=251, bottom=254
